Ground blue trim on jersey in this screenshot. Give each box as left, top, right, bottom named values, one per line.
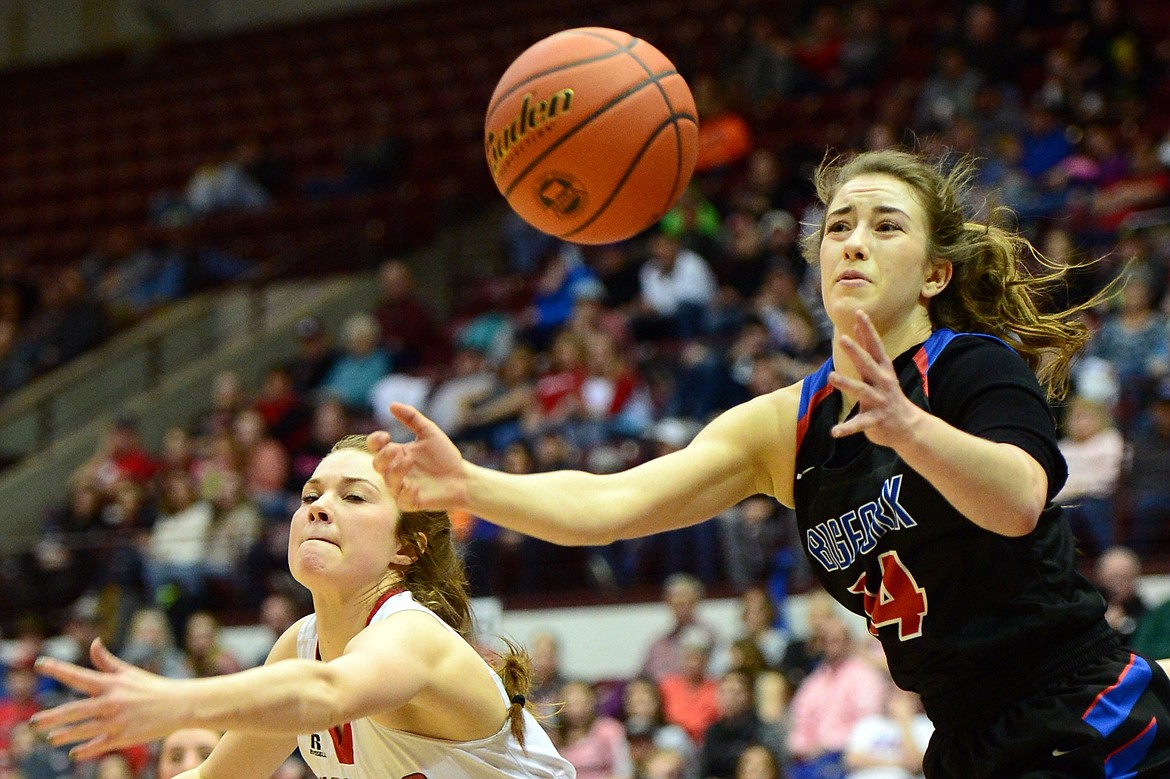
left=1103, top=716, right=1157, bottom=779
left=920, top=329, right=1011, bottom=369
left=798, top=358, right=835, bottom=423
left=1084, top=654, right=1153, bottom=738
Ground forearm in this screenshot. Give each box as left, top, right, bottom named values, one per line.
left=895, top=409, right=1047, bottom=536
left=462, top=444, right=759, bottom=545
left=174, top=659, right=351, bottom=735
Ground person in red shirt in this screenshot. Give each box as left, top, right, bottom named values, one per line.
left=0, top=662, right=41, bottom=752
left=659, top=626, right=721, bottom=745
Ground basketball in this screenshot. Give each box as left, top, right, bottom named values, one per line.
left=484, top=27, right=698, bottom=245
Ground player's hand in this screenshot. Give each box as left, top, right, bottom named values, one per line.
left=827, top=310, right=925, bottom=449
left=30, top=639, right=180, bottom=761
left=369, top=403, right=469, bottom=511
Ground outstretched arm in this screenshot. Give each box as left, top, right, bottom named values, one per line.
left=829, top=310, right=1048, bottom=536
left=371, top=391, right=799, bottom=546
left=31, top=612, right=451, bottom=762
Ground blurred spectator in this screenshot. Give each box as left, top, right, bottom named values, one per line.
left=620, top=676, right=697, bottom=779
left=318, top=312, right=392, bottom=414
left=232, top=408, right=291, bottom=516
left=699, top=669, right=787, bottom=779
left=843, top=688, right=932, bottom=779
left=528, top=632, right=568, bottom=729
left=836, top=1, right=891, bottom=89
left=522, top=245, right=602, bottom=351
left=247, top=590, right=306, bottom=667
left=913, top=47, right=984, bottom=134
left=659, top=626, right=721, bottom=745
left=287, top=397, right=350, bottom=492
left=580, top=330, right=651, bottom=443
left=590, top=243, right=644, bottom=312
left=717, top=496, right=798, bottom=598
left=422, top=345, right=495, bottom=436
left=787, top=617, right=889, bottom=779
left=635, top=233, right=718, bottom=342
left=90, top=416, right=159, bottom=492
left=1018, top=103, right=1074, bottom=180
left=153, top=144, right=272, bottom=224
left=660, top=185, right=724, bottom=261
left=371, top=259, right=449, bottom=371
left=735, top=744, right=785, bottom=779
left=253, top=365, right=312, bottom=452
left=793, top=5, right=845, bottom=90
left=144, top=471, right=214, bottom=623
left=286, top=316, right=340, bottom=396
left=182, top=611, right=243, bottom=677
left=156, top=727, right=222, bottom=779
left=740, top=18, right=798, bottom=117
left=1126, top=381, right=1170, bottom=555
left=530, top=330, right=589, bottom=436
left=714, top=587, right=803, bottom=678
left=642, top=574, right=722, bottom=683
left=1093, top=545, right=1148, bottom=643
left=204, top=468, right=263, bottom=597
left=0, top=661, right=42, bottom=752
left=557, top=680, right=634, bottom=779
left=457, top=344, right=537, bottom=451
left=952, top=2, right=1020, bottom=86
left=1053, top=394, right=1124, bottom=557
left=1082, top=0, right=1152, bottom=100
left=119, top=608, right=192, bottom=679
left=1087, top=271, right=1169, bottom=424
left=198, top=369, right=250, bottom=438
left=644, top=747, right=690, bottom=779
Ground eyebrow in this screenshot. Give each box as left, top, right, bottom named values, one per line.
left=827, top=204, right=912, bottom=219
left=303, top=476, right=382, bottom=491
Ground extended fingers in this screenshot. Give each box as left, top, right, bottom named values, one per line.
left=34, top=657, right=108, bottom=696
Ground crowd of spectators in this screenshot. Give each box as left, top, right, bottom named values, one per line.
left=2, top=0, right=1170, bottom=777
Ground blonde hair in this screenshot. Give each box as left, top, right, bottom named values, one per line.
left=801, top=148, right=1110, bottom=400
left=329, top=434, right=534, bottom=747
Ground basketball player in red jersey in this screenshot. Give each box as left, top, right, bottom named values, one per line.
left=30, top=436, right=574, bottom=779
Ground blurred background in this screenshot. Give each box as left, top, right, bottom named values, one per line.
left=0, top=0, right=1169, bottom=777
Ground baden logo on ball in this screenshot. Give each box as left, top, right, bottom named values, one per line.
left=485, top=27, right=698, bottom=245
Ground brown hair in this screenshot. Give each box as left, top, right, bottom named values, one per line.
left=329, top=435, right=534, bottom=748
left=801, top=148, right=1110, bottom=400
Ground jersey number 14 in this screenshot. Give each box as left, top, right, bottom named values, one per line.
left=848, top=550, right=928, bottom=640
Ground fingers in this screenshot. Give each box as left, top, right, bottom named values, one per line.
left=389, top=402, right=429, bottom=435
left=33, top=657, right=107, bottom=696
left=90, top=638, right=130, bottom=673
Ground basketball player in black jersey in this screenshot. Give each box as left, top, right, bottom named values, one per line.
left=371, top=148, right=1170, bottom=777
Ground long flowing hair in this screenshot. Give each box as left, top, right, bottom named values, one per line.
left=801, top=148, right=1114, bottom=400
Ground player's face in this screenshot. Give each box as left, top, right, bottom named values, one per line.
left=819, top=173, right=949, bottom=335
left=158, top=728, right=220, bottom=779
left=290, top=448, right=407, bottom=590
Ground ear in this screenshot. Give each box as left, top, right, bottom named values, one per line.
left=390, top=532, right=427, bottom=567
left=922, top=259, right=953, bottom=300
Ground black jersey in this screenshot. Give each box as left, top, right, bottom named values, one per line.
left=793, top=329, right=1107, bottom=724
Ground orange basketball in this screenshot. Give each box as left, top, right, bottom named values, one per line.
left=485, top=27, right=698, bottom=245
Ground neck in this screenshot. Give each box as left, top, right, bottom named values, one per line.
left=311, top=576, right=403, bottom=659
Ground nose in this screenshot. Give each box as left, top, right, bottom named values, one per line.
left=842, top=224, right=867, bottom=260
left=308, top=499, right=332, bottom=524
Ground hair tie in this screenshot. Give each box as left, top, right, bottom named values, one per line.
left=511, top=694, right=526, bottom=707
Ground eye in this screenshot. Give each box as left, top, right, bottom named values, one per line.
left=877, top=220, right=902, bottom=232
left=826, top=220, right=849, bottom=233
left=301, top=493, right=319, bottom=504
left=344, top=494, right=366, bottom=503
